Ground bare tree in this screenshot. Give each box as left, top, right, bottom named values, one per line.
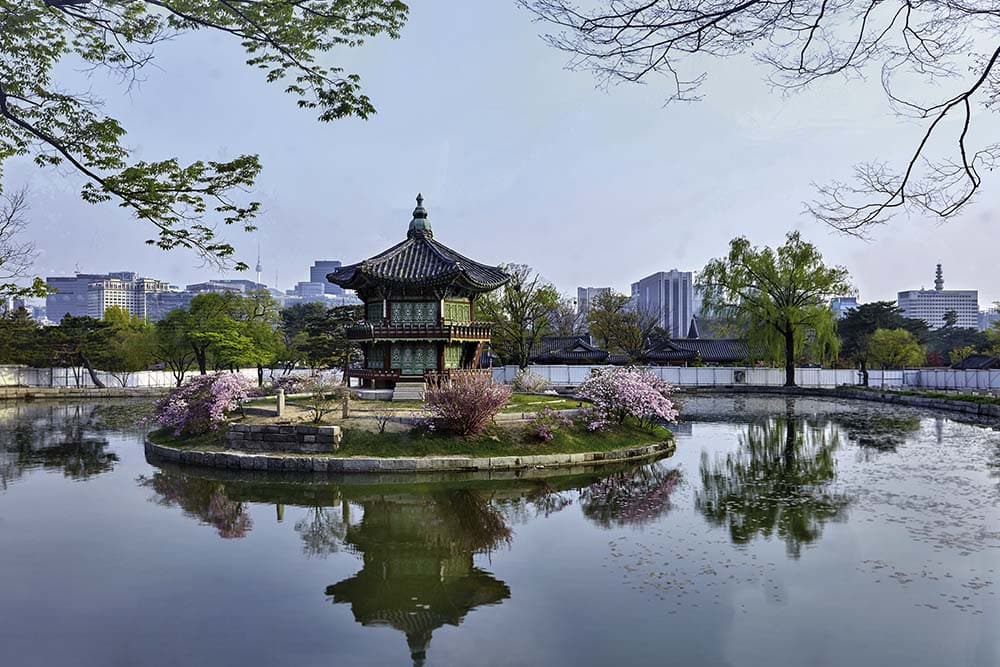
left=0, top=189, right=44, bottom=299
left=520, top=0, right=1000, bottom=233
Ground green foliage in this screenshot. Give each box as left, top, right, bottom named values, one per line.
left=925, top=326, right=987, bottom=364
left=697, top=231, right=850, bottom=386
left=949, top=345, right=976, bottom=366
left=0, top=307, right=40, bottom=364
left=476, top=264, right=560, bottom=368
left=280, top=301, right=361, bottom=376
left=837, top=301, right=928, bottom=382
left=867, top=328, right=925, bottom=369
left=586, top=290, right=660, bottom=361
left=0, top=0, right=407, bottom=266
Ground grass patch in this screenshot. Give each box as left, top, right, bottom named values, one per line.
left=149, top=420, right=672, bottom=459
left=501, top=393, right=588, bottom=413
left=336, top=420, right=670, bottom=458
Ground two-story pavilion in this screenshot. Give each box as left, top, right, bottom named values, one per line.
left=328, top=195, right=510, bottom=389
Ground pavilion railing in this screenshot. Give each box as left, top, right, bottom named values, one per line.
left=346, top=322, right=493, bottom=340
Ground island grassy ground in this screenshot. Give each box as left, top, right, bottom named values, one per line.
left=148, top=419, right=672, bottom=458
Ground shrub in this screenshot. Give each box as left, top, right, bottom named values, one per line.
left=526, top=405, right=573, bottom=442
left=301, top=376, right=347, bottom=423
left=425, top=373, right=513, bottom=436
left=153, top=372, right=254, bottom=436
left=577, top=367, right=679, bottom=431
left=512, top=369, right=551, bottom=393
left=271, top=375, right=310, bottom=394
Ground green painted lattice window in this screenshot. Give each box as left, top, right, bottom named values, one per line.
left=390, top=301, right=437, bottom=324
left=391, top=343, right=437, bottom=375
left=366, top=302, right=383, bottom=322
left=366, top=344, right=385, bottom=369
left=443, top=299, right=471, bottom=323
left=444, top=344, right=463, bottom=369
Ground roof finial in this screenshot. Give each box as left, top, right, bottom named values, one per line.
left=408, top=192, right=432, bottom=238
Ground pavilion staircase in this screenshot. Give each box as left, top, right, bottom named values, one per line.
left=392, top=381, right=426, bottom=402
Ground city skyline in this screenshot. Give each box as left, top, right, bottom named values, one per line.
left=7, top=2, right=1000, bottom=306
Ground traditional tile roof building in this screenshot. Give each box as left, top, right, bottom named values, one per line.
left=328, top=195, right=509, bottom=388
left=530, top=335, right=627, bottom=365
left=951, top=354, right=1000, bottom=370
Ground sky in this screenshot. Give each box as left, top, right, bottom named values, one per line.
left=11, top=1, right=1000, bottom=306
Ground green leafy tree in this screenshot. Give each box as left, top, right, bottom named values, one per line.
left=184, top=292, right=242, bottom=374
left=101, top=306, right=155, bottom=386
left=1, top=0, right=407, bottom=266
left=280, top=302, right=360, bottom=378
left=867, top=328, right=925, bottom=370
left=41, top=315, right=114, bottom=387
left=698, top=231, right=850, bottom=386
left=925, top=326, right=986, bottom=364
left=153, top=309, right=196, bottom=386
left=837, top=301, right=928, bottom=385
left=0, top=307, right=40, bottom=364
left=942, top=310, right=959, bottom=328
left=476, top=264, right=560, bottom=368
left=949, top=345, right=976, bottom=366
left=586, top=290, right=660, bottom=362
left=230, top=290, right=285, bottom=385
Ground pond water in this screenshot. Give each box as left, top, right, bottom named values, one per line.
left=1, top=395, right=998, bottom=666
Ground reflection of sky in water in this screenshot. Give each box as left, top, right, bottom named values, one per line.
left=0, top=396, right=997, bottom=666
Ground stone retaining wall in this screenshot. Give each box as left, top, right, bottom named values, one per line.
left=0, top=386, right=168, bottom=401
left=144, top=439, right=674, bottom=473
left=224, top=423, right=343, bottom=453
left=682, top=385, right=1000, bottom=421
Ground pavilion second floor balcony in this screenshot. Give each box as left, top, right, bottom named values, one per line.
left=345, top=321, right=493, bottom=342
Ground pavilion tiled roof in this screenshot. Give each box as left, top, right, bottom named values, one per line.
left=951, top=354, right=1000, bottom=370
left=328, top=195, right=510, bottom=297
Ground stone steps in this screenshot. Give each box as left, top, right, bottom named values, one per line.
left=392, top=381, right=426, bottom=402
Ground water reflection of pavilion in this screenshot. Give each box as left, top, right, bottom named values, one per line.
left=326, top=492, right=511, bottom=666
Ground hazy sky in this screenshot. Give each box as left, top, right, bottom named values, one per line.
left=12, top=1, right=1000, bottom=305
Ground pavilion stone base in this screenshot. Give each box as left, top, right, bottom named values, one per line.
left=351, top=388, right=394, bottom=401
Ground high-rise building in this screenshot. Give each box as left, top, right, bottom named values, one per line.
left=87, top=273, right=172, bottom=320
left=630, top=270, right=694, bottom=338
left=897, top=264, right=978, bottom=330
left=45, top=273, right=108, bottom=322
left=576, top=287, right=611, bottom=318
left=186, top=279, right=266, bottom=295
left=830, top=296, right=859, bottom=319
left=310, top=260, right=345, bottom=295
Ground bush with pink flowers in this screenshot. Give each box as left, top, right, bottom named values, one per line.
left=153, top=372, right=254, bottom=436
left=577, top=367, right=679, bottom=431
left=425, top=373, right=513, bottom=436
left=526, top=405, right=574, bottom=442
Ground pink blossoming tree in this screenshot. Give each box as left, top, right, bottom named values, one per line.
left=153, top=372, right=254, bottom=436
left=425, top=373, right=513, bottom=436
left=577, top=367, right=679, bottom=431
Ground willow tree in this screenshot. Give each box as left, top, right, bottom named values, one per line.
left=0, top=0, right=407, bottom=268
left=698, top=231, right=850, bottom=386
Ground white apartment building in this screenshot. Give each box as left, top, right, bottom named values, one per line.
left=630, top=269, right=694, bottom=338
left=897, top=265, right=978, bottom=330
left=87, top=273, right=172, bottom=320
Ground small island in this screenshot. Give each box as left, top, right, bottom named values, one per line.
left=146, top=198, right=679, bottom=473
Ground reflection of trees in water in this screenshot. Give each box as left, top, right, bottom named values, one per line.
left=697, top=410, right=852, bottom=558
left=139, top=471, right=252, bottom=539
left=0, top=403, right=124, bottom=490
left=295, top=502, right=351, bottom=557
left=578, top=461, right=682, bottom=528
left=832, top=410, right=921, bottom=458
